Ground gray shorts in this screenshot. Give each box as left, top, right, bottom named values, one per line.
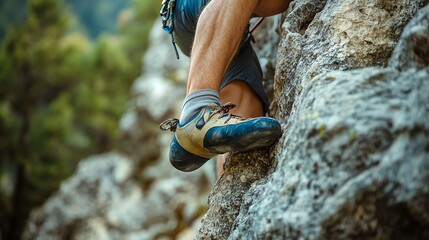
left=173, top=0, right=269, bottom=113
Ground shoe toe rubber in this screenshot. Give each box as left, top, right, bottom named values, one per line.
left=204, top=117, right=282, bottom=153
left=169, top=135, right=210, bottom=172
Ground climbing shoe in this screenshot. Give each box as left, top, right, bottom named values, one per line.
left=160, top=102, right=282, bottom=172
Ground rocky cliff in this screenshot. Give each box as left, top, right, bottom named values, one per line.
left=23, top=1, right=429, bottom=240
left=198, top=1, right=429, bottom=239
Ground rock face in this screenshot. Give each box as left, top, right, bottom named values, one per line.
left=197, top=1, right=429, bottom=240
left=252, top=15, right=283, bottom=115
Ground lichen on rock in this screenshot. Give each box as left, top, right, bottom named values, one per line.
left=197, top=2, right=429, bottom=240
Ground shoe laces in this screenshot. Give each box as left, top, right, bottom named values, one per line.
left=160, top=118, right=179, bottom=132
left=159, top=102, right=245, bottom=132
left=207, top=102, right=245, bottom=124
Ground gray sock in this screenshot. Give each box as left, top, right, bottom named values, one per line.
left=180, top=89, right=220, bottom=123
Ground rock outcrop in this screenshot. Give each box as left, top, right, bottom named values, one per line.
left=197, top=1, right=429, bottom=240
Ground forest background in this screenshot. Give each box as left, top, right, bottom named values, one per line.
left=0, top=0, right=160, bottom=239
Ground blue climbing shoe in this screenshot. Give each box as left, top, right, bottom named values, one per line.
left=160, top=102, right=282, bottom=172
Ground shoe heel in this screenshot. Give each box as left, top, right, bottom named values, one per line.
left=170, top=136, right=210, bottom=172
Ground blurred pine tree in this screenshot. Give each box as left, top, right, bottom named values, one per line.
left=0, top=0, right=73, bottom=238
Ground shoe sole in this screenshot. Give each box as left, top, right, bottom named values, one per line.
left=206, top=126, right=281, bottom=154
left=204, top=117, right=281, bottom=153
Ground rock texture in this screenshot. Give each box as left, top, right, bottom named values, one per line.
left=197, top=1, right=429, bottom=240
left=197, top=150, right=273, bottom=239
left=252, top=15, right=283, bottom=115
left=230, top=67, right=429, bottom=239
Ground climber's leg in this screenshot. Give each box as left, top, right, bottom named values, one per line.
left=187, top=0, right=291, bottom=94
left=160, top=0, right=291, bottom=172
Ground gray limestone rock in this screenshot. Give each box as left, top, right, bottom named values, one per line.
left=230, top=67, right=429, bottom=239
left=275, top=0, right=427, bottom=121
left=197, top=150, right=273, bottom=239
left=389, top=5, right=429, bottom=71
left=197, top=2, right=429, bottom=240
left=252, top=15, right=282, bottom=115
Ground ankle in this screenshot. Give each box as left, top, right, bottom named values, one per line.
left=180, top=89, right=220, bottom=123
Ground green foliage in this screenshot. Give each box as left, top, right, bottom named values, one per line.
left=0, top=0, right=160, bottom=239
left=0, top=0, right=74, bottom=238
